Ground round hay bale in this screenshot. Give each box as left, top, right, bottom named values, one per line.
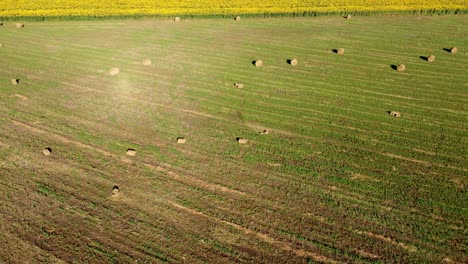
left=11, top=79, right=19, bottom=85
left=126, top=148, right=136, bottom=156
left=396, top=64, right=406, bottom=72
left=143, top=59, right=152, bottom=66
left=235, top=16, right=241, bottom=21
left=234, top=83, right=244, bottom=88
left=177, top=137, right=186, bottom=144
left=337, top=48, right=345, bottom=55
left=43, top=226, right=56, bottom=235
left=345, top=15, right=352, bottom=19
left=427, top=55, right=435, bottom=62
left=174, top=17, right=181, bottom=22
left=237, top=138, right=248, bottom=144
left=42, top=147, right=52, bottom=156
left=254, top=60, right=263, bottom=67
left=0, top=44, right=4, bottom=48
left=290, top=58, right=298, bottom=66
left=450, top=47, right=458, bottom=54
left=112, top=185, right=120, bottom=196
left=109, top=67, right=119, bottom=76
left=389, top=111, right=401, bottom=118
left=15, top=23, right=24, bottom=28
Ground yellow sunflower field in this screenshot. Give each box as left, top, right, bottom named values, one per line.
left=0, top=0, right=466, bottom=18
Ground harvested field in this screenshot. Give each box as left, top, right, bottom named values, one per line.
left=0, top=15, right=466, bottom=263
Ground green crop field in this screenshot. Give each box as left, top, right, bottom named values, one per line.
left=0, top=15, right=467, bottom=263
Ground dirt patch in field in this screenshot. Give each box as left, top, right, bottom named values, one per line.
left=12, top=120, right=132, bottom=164
left=354, top=230, right=417, bottom=252
left=144, top=163, right=246, bottom=196
left=12, top=94, right=28, bottom=100
left=170, top=201, right=338, bottom=263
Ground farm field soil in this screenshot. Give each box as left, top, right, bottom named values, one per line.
left=0, top=15, right=467, bottom=263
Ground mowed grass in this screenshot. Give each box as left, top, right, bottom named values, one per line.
left=0, top=15, right=467, bottom=263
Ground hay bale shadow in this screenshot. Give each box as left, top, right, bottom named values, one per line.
left=332, top=49, right=339, bottom=53
left=443, top=48, right=452, bottom=53
left=390, top=65, right=398, bottom=70
left=419, top=56, right=428, bottom=61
